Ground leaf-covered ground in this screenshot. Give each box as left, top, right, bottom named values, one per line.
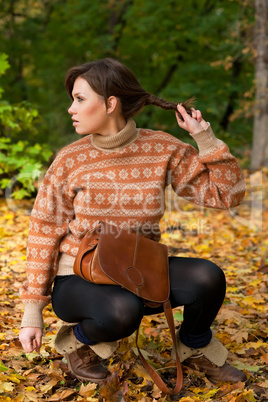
left=0, top=169, right=267, bottom=402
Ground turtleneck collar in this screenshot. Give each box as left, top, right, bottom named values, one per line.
left=91, top=119, right=138, bottom=150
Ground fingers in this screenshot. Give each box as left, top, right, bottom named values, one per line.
left=176, top=103, right=208, bottom=134
left=22, top=339, right=34, bottom=353
left=196, top=110, right=202, bottom=123
left=22, top=337, right=41, bottom=353
left=32, top=339, right=39, bottom=353
left=190, top=108, right=202, bottom=123
left=178, top=105, right=203, bottom=124
left=21, top=338, right=40, bottom=353
left=177, top=104, right=189, bottom=121
left=35, top=335, right=42, bottom=353
left=175, top=111, right=186, bottom=128
left=19, top=328, right=43, bottom=354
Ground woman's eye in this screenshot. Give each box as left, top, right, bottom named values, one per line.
left=77, top=97, right=83, bottom=102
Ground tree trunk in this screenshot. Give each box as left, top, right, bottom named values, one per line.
left=251, top=0, right=268, bottom=169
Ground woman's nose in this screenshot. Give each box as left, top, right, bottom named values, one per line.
left=68, top=102, right=76, bottom=115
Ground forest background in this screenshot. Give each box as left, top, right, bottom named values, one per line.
left=0, top=0, right=267, bottom=199
left=0, top=1, right=268, bottom=401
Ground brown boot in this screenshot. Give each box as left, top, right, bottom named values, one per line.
left=183, top=354, right=247, bottom=384
left=66, top=344, right=109, bottom=382
left=172, top=332, right=247, bottom=384
left=53, top=322, right=110, bottom=383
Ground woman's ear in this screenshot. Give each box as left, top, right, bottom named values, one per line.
left=107, top=96, right=118, bottom=115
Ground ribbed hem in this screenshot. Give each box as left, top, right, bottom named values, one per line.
left=91, top=119, right=138, bottom=150
left=190, top=124, right=224, bottom=155
left=57, top=253, right=75, bottom=276
left=20, top=303, right=46, bottom=328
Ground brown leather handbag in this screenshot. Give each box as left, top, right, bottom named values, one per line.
left=73, top=221, right=183, bottom=395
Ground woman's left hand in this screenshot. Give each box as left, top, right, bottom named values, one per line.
left=176, top=104, right=209, bottom=135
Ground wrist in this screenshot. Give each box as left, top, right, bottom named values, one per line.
left=190, top=121, right=209, bottom=135
left=189, top=123, right=223, bottom=155
left=21, top=303, right=45, bottom=328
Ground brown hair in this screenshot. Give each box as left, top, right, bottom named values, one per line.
left=65, top=58, right=194, bottom=120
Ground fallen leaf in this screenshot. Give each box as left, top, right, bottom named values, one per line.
left=79, top=382, right=97, bottom=397
left=39, top=379, right=58, bottom=394
left=0, top=381, right=14, bottom=393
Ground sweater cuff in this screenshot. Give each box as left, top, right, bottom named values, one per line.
left=189, top=123, right=224, bottom=155
left=20, top=303, right=45, bottom=328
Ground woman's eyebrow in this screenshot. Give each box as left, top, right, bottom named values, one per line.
left=72, top=92, right=86, bottom=97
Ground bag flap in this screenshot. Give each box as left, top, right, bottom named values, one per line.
left=98, top=222, right=169, bottom=303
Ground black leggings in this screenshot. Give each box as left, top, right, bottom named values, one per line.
left=52, top=257, right=226, bottom=347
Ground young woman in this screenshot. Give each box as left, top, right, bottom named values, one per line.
left=19, top=58, right=247, bottom=385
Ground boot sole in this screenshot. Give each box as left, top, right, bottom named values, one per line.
left=70, top=371, right=109, bottom=383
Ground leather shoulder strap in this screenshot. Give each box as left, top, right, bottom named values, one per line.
left=136, top=300, right=183, bottom=395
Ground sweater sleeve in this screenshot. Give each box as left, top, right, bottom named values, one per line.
left=167, top=124, right=245, bottom=209
left=20, top=155, right=75, bottom=328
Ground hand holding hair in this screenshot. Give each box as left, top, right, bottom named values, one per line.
left=176, top=104, right=209, bottom=135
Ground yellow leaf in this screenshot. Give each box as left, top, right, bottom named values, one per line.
left=25, top=386, right=36, bottom=391
left=227, top=286, right=239, bottom=292
left=0, top=362, right=8, bottom=372
left=246, top=341, right=267, bottom=349
left=0, top=381, right=14, bottom=393
left=249, top=279, right=262, bottom=286
left=202, top=389, right=219, bottom=399
left=235, top=389, right=256, bottom=401
left=6, top=373, right=25, bottom=384
left=4, top=214, right=14, bottom=220
left=191, top=387, right=219, bottom=400
left=40, top=379, right=58, bottom=393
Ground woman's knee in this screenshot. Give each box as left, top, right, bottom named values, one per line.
left=112, top=292, right=143, bottom=324
left=194, top=259, right=226, bottom=294
left=83, top=292, right=144, bottom=341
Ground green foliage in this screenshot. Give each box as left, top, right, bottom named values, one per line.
left=0, top=53, right=10, bottom=99
left=0, top=101, right=39, bottom=139
left=0, top=53, right=39, bottom=140
left=0, top=53, right=9, bottom=77
left=0, top=137, right=52, bottom=199
left=0, top=53, right=52, bottom=199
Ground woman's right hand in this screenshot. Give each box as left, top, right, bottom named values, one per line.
left=19, top=327, right=43, bottom=353
left=176, top=104, right=209, bottom=134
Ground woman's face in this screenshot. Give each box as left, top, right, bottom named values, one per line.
left=68, top=77, right=110, bottom=135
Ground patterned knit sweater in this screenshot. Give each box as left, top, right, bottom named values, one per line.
left=20, top=119, right=245, bottom=328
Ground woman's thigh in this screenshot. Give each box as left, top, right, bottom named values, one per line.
left=52, top=257, right=226, bottom=328
left=144, top=256, right=226, bottom=316
left=168, top=256, right=226, bottom=304
left=52, top=274, right=144, bottom=324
